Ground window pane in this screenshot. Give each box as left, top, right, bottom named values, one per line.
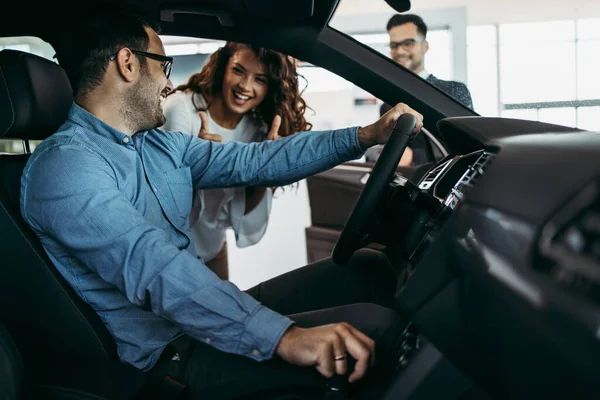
left=467, top=25, right=497, bottom=47
left=350, top=33, right=388, bottom=56
left=0, top=140, right=24, bottom=154
left=500, top=20, right=575, bottom=44
left=30, top=140, right=43, bottom=152
left=468, top=44, right=498, bottom=116
left=577, top=40, right=600, bottom=100
left=538, top=107, right=577, bottom=127
left=501, top=109, right=538, bottom=121
left=426, top=30, right=453, bottom=81
left=0, top=37, right=55, bottom=61
left=297, top=66, right=353, bottom=93
left=2, top=43, right=30, bottom=52
left=577, top=19, right=600, bottom=40
left=578, top=107, right=600, bottom=131
left=500, top=42, right=576, bottom=103
left=467, top=25, right=498, bottom=116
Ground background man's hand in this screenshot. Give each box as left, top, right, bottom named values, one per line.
left=357, top=103, right=423, bottom=149
left=399, top=146, right=413, bottom=166
left=197, top=111, right=223, bottom=142
left=276, top=323, right=376, bottom=383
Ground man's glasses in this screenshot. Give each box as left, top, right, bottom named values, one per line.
left=387, top=38, right=424, bottom=51
left=109, top=49, right=173, bottom=79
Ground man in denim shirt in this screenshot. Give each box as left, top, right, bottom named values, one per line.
left=21, top=7, right=423, bottom=399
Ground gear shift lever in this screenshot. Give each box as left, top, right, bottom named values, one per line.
left=323, top=374, right=349, bottom=399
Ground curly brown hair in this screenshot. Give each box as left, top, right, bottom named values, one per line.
left=170, top=42, right=312, bottom=137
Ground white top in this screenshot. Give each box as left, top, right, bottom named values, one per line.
left=418, top=69, right=431, bottom=80
left=162, top=91, right=272, bottom=262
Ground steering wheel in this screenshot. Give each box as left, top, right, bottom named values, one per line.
left=331, top=113, right=418, bottom=265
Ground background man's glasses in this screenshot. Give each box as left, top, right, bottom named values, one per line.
left=387, top=38, right=424, bottom=51
left=109, top=49, right=173, bottom=79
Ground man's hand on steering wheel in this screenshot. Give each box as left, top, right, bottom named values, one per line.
left=332, top=104, right=423, bottom=266
left=357, top=103, right=423, bottom=149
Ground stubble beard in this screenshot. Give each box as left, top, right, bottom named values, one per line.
left=121, top=68, right=165, bottom=133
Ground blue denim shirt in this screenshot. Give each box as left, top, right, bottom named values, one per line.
left=21, top=103, right=364, bottom=371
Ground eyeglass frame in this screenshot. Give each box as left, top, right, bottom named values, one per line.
left=387, top=38, right=425, bottom=51
left=109, top=49, right=173, bottom=79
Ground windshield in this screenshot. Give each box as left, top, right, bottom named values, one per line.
left=330, top=1, right=600, bottom=132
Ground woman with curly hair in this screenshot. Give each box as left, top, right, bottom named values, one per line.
left=162, top=42, right=311, bottom=280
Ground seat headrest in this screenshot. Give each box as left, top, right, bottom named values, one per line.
left=0, top=49, right=73, bottom=141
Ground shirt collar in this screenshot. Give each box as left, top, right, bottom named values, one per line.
left=68, top=102, right=136, bottom=146
left=418, top=69, right=431, bottom=80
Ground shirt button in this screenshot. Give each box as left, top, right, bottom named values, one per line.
left=152, top=186, right=157, bottom=193
left=252, top=349, right=261, bottom=357
left=204, top=337, right=211, bottom=344
left=122, top=137, right=130, bottom=143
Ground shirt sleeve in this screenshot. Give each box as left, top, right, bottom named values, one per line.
left=229, top=188, right=272, bottom=248
left=21, top=145, right=293, bottom=361
left=180, top=126, right=365, bottom=190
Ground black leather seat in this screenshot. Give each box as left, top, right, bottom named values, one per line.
left=0, top=49, right=145, bottom=399
left=0, top=48, right=117, bottom=364
left=0, top=319, right=23, bottom=400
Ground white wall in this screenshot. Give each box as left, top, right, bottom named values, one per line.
left=302, top=89, right=380, bottom=131
left=228, top=181, right=312, bottom=290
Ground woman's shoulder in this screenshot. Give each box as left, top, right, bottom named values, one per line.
left=161, top=91, right=202, bottom=133
left=166, top=90, right=209, bottom=109
left=163, top=90, right=194, bottom=110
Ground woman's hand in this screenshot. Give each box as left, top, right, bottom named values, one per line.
left=197, top=111, right=223, bottom=142
left=267, top=115, right=282, bottom=141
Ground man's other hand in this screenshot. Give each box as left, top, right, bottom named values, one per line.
left=357, top=103, right=423, bottom=149
left=276, top=324, right=376, bottom=383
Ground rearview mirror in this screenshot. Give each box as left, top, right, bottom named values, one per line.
left=385, top=0, right=411, bottom=12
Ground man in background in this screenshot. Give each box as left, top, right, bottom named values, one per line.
left=368, top=14, right=473, bottom=166
left=386, top=13, right=473, bottom=109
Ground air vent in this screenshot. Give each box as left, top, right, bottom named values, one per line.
left=540, top=181, right=600, bottom=284
left=443, top=152, right=495, bottom=210
left=418, top=159, right=452, bottom=190
left=538, top=181, right=600, bottom=306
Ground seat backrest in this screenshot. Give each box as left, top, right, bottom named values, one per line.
left=0, top=319, right=23, bottom=400
left=0, top=50, right=117, bottom=364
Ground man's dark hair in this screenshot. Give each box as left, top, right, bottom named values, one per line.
left=386, top=14, right=428, bottom=38
left=55, top=2, right=160, bottom=95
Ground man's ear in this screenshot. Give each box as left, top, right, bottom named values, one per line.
left=423, top=40, right=429, bottom=55
left=115, top=49, right=138, bottom=83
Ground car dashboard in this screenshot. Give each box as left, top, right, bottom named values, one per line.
left=390, top=120, right=600, bottom=399
left=417, top=149, right=495, bottom=209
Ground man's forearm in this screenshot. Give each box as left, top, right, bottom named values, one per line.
left=190, top=127, right=365, bottom=190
